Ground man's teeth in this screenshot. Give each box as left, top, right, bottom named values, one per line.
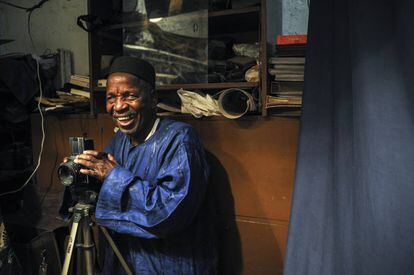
left=117, top=116, right=133, bottom=121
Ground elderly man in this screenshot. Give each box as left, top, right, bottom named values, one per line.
left=73, top=56, right=217, bottom=274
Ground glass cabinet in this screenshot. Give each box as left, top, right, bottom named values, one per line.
left=88, top=0, right=268, bottom=116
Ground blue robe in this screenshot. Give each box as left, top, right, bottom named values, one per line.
left=96, top=118, right=217, bottom=274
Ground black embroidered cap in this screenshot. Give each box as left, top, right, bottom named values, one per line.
left=108, top=56, right=155, bottom=87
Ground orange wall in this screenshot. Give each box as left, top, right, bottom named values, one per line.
left=31, top=114, right=299, bottom=274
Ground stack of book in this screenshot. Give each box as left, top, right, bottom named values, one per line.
left=268, top=56, right=305, bottom=82
left=266, top=34, right=306, bottom=114
left=67, top=75, right=107, bottom=99
left=275, top=34, right=307, bottom=57
left=69, top=74, right=90, bottom=88
left=69, top=75, right=90, bottom=98
left=69, top=75, right=107, bottom=89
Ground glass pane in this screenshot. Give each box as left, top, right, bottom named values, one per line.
left=123, top=0, right=208, bottom=85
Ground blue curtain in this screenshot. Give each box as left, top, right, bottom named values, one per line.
left=284, top=0, right=414, bottom=274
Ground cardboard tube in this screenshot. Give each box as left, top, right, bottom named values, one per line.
left=217, top=88, right=255, bottom=119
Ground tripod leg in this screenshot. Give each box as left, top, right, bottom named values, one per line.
left=76, top=222, right=84, bottom=275
left=61, top=214, right=81, bottom=275
left=100, top=226, right=133, bottom=275
left=82, top=216, right=95, bottom=275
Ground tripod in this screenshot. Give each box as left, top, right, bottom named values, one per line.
left=61, top=203, right=133, bottom=275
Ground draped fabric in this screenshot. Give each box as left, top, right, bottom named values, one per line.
left=96, top=118, right=217, bottom=274
left=284, top=0, right=414, bottom=274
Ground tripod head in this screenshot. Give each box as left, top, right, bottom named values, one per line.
left=69, top=203, right=95, bottom=218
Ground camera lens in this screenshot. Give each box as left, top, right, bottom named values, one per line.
left=58, top=161, right=78, bottom=186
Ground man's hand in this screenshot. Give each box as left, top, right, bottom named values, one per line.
left=73, top=150, right=119, bottom=181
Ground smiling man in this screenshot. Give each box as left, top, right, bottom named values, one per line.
left=72, top=56, right=218, bottom=274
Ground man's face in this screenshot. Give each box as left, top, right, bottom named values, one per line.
left=106, top=72, right=153, bottom=136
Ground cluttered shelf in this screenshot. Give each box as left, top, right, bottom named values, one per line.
left=265, top=34, right=307, bottom=117
left=35, top=92, right=300, bottom=118
left=36, top=31, right=306, bottom=118
left=33, top=93, right=300, bottom=118
left=36, top=74, right=263, bottom=119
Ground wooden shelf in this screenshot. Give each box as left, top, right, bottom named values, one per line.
left=208, top=6, right=260, bottom=17
left=157, top=82, right=258, bottom=91
left=93, top=82, right=259, bottom=92
left=158, top=114, right=262, bottom=121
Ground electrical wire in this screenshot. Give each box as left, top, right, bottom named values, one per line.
left=0, top=0, right=50, bottom=52
left=27, top=10, right=36, bottom=52
left=0, top=57, right=45, bottom=197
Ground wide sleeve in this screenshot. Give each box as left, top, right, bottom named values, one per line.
left=95, top=139, right=209, bottom=239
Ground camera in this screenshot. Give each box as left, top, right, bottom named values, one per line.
left=58, top=137, right=94, bottom=186
left=57, top=137, right=100, bottom=204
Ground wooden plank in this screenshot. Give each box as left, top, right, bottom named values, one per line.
left=209, top=6, right=260, bottom=18
left=157, top=82, right=258, bottom=91
left=191, top=117, right=299, bottom=222
left=94, top=82, right=258, bottom=92
left=235, top=218, right=287, bottom=274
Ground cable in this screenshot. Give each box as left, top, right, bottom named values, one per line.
left=0, top=0, right=50, bottom=52
left=28, top=10, right=36, bottom=52
left=27, top=1, right=50, bottom=51
left=0, top=57, right=45, bottom=197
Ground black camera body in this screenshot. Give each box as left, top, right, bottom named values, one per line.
left=58, top=137, right=94, bottom=186
left=58, top=137, right=100, bottom=204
